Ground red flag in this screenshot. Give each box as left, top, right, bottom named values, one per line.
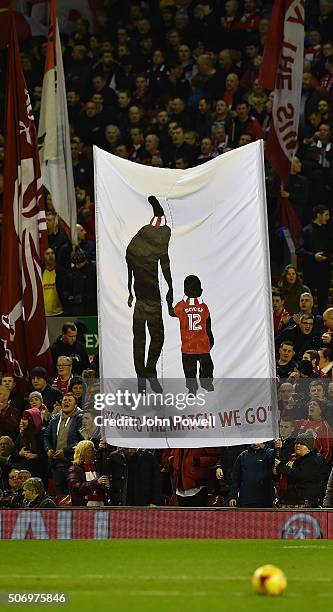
left=259, top=0, right=305, bottom=183
left=0, top=11, right=52, bottom=380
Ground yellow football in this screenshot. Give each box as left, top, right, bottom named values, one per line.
left=251, top=564, right=287, bottom=596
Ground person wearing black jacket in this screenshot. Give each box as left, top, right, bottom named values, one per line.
left=51, top=322, right=90, bottom=376
left=57, top=248, right=97, bottom=317
left=296, top=205, right=333, bottom=313
left=275, top=420, right=297, bottom=463
left=275, top=430, right=322, bottom=507
left=98, top=446, right=162, bottom=506
left=22, top=477, right=56, bottom=508
left=227, top=443, right=275, bottom=508
left=30, top=367, right=63, bottom=413
left=275, top=314, right=320, bottom=360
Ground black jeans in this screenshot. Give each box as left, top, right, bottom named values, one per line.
left=182, top=353, right=214, bottom=392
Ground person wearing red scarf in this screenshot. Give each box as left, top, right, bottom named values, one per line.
left=296, top=399, right=333, bottom=462
left=67, top=440, right=109, bottom=506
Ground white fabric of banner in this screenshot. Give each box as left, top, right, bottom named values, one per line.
left=94, top=141, right=277, bottom=447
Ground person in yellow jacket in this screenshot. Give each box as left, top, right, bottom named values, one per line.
left=42, top=247, right=63, bottom=316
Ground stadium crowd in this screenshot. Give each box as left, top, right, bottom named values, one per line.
left=1, top=0, right=333, bottom=509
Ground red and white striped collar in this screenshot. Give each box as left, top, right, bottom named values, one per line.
left=183, top=295, right=203, bottom=305
left=150, top=216, right=166, bottom=227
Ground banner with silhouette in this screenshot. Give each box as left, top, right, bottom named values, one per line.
left=94, top=141, right=277, bottom=447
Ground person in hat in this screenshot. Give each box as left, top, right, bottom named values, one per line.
left=171, top=275, right=214, bottom=393
left=126, top=195, right=173, bottom=392
left=30, top=367, right=62, bottom=413
left=275, top=429, right=323, bottom=507
left=28, top=391, right=51, bottom=424
left=13, top=409, right=48, bottom=485
left=296, top=399, right=333, bottom=463
left=57, top=248, right=97, bottom=316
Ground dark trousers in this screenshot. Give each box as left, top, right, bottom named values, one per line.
left=51, top=465, right=70, bottom=494
left=133, top=300, right=164, bottom=378
left=177, top=488, right=208, bottom=507
left=182, top=352, right=214, bottom=392
left=304, top=267, right=331, bottom=314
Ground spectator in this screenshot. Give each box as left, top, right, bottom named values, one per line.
left=42, top=247, right=64, bottom=316
left=169, top=448, right=218, bottom=507
left=275, top=430, right=322, bottom=508
left=299, top=71, right=324, bottom=133
left=297, top=399, right=333, bottom=462
left=46, top=210, right=69, bottom=258
left=275, top=420, right=297, bottom=463
left=296, top=204, right=333, bottom=313
left=279, top=157, right=310, bottom=224
left=58, top=248, right=97, bottom=316
left=14, top=409, right=47, bottom=484
left=223, top=73, right=244, bottom=110
left=276, top=341, right=296, bottom=379
left=30, top=367, right=62, bottom=414
left=211, top=98, right=233, bottom=133
left=227, top=443, right=275, bottom=508
left=318, top=347, right=333, bottom=377
left=276, top=314, right=319, bottom=361
left=272, top=290, right=290, bottom=337
left=102, top=124, right=121, bottom=153
left=170, top=124, right=197, bottom=167
left=277, top=264, right=311, bottom=315
left=292, top=358, right=316, bottom=382
left=76, top=224, right=95, bottom=262
left=52, top=356, right=73, bottom=394
left=79, top=409, right=100, bottom=445
left=100, top=446, right=162, bottom=506
left=67, top=440, right=109, bottom=506
left=230, top=100, right=263, bottom=147
left=43, top=392, right=83, bottom=494
left=22, top=477, right=56, bottom=508
left=0, top=469, right=31, bottom=508
left=0, top=373, right=25, bottom=412
left=0, top=436, right=16, bottom=491
left=303, top=349, right=321, bottom=377
left=296, top=292, right=323, bottom=335
left=51, top=322, right=90, bottom=376
left=27, top=392, right=50, bottom=425
left=0, top=385, right=20, bottom=439
left=278, top=382, right=295, bottom=418
left=71, top=140, right=93, bottom=189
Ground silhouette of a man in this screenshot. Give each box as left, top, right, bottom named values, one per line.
left=126, top=196, right=173, bottom=391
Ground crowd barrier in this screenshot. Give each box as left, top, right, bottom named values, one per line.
left=1, top=508, right=333, bottom=540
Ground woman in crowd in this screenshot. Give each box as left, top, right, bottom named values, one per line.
left=278, top=265, right=311, bottom=315
left=14, top=409, right=48, bottom=485
left=67, top=440, right=109, bottom=506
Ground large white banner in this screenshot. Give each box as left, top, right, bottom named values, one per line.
left=94, top=141, right=277, bottom=447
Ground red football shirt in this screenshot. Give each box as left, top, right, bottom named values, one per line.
left=174, top=296, right=211, bottom=354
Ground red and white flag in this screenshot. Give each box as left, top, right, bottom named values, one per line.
left=38, top=0, right=77, bottom=242
left=0, top=10, right=52, bottom=379
left=259, top=0, right=305, bottom=183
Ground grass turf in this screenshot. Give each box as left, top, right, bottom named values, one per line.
left=0, top=540, right=332, bottom=611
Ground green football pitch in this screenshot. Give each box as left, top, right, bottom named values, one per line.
left=0, top=540, right=332, bottom=611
